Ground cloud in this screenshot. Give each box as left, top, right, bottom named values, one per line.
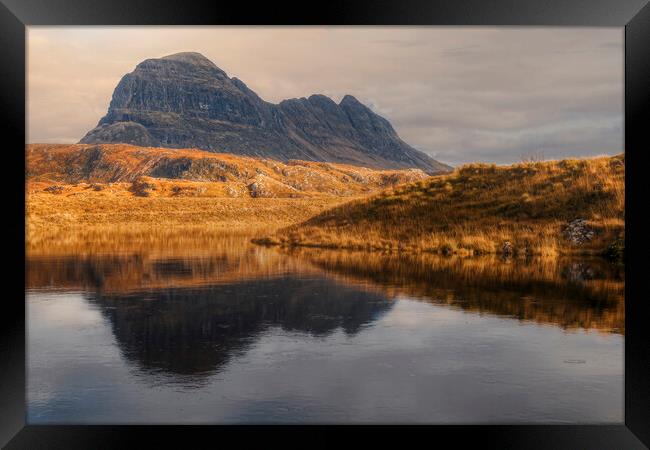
left=27, top=26, right=622, bottom=165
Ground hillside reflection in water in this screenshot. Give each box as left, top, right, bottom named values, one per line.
left=26, top=234, right=624, bottom=423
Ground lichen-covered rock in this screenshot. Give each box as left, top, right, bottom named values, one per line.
left=247, top=174, right=283, bottom=198
left=562, top=218, right=595, bottom=245
left=44, top=185, right=64, bottom=194
left=225, top=186, right=243, bottom=198
left=501, top=241, right=514, bottom=255
left=80, top=52, right=450, bottom=174
left=129, top=178, right=154, bottom=197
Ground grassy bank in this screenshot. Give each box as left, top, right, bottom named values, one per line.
left=26, top=191, right=351, bottom=255
left=260, top=154, right=625, bottom=257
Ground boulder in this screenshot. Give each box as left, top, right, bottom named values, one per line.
left=562, top=218, right=595, bottom=245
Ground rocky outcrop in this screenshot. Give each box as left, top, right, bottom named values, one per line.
left=562, top=219, right=595, bottom=245
left=43, top=185, right=64, bottom=194
left=501, top=241, right=514, bottom=256
left=80, top=52, right=450, bottom=174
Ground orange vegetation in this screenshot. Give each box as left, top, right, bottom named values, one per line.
left=26, top=143, right=430, bottom=247
left=26, top=143, right=428, bottom=198
left=265, top=154, right=625, bottom=257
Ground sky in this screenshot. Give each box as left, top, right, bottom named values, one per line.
left=27, top=27, right=623, bottom=166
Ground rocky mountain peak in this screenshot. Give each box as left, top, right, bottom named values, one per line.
left=339, top=94, right=362, bottom=106
left=308, top=94, right=338, bottom=106
left=80, top=53, right=451, bottom=174
left=160, top=51, right=217, bottom=66
left=134, top=52, right=229, bottom=81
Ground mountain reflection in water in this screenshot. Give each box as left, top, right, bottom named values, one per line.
left=26, top=234, right=624, bottom=423
left=92, top=278, right=393, bottom=379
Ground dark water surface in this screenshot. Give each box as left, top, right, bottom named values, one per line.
left=26, top=235, right=624, bottom=423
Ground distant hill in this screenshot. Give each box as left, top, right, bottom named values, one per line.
left=26, top=143, right=429, bottom=198
left=262, top=154, right=625, bottom=257
left=79, top=52, right=450, bottom=174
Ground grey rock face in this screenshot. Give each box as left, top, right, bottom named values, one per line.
left=80, top=52, right=451, bottom=174
left=562, top=218, right=596, bottom=245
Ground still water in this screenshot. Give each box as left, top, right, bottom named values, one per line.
left=26, top=234, right=624, bottom=423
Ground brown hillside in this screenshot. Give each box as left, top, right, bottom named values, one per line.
left=263, top=154, right=625, bottom=257
left=26, top=143, right=430, bottom=249
left=26, top=144, right=429, bottom=198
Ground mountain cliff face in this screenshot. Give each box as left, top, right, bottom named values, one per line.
left=80, top=52, right=451, bottom=174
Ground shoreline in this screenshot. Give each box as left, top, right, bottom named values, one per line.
left=250, top=235, right=623, bottom=260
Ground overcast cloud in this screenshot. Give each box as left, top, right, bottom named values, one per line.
left=27, top=27, right=623, bottom=166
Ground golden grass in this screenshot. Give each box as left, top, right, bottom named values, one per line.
left=26, top=192, right=351, bottom=256
left=26, top=143, right=432, bottom=254
left=27, top=144, right=625, bottom=259
left=266, top=154, right=625, bottom=257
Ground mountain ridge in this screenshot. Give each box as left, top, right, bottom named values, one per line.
left=80, top=52, right=451, bottom=174
left=27, top=143, right=430, bottom=198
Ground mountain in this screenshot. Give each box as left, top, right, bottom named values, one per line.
left=79, top=52, right=451, bottom=174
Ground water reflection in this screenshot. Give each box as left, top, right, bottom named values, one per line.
left=27, top=237, right=625, bottom=340
left=26, top=234, right=624, bottom=423
left=283, top=248, right=625, bottom=334
left=89, top=278, right=393, bottom=379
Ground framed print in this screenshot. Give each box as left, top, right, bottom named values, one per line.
left=2, top=0, right=650, bottom=447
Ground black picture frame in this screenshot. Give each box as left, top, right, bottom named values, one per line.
left=2, top=0, right=649, bottom=447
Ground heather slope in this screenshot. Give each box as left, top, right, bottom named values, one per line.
left=265, top=154, right=625, bottom=257
left=27, top=143, right=429, bottom=198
